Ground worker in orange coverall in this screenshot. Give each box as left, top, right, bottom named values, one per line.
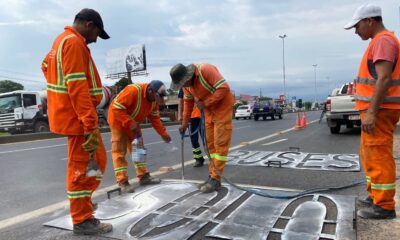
left=170, top=63, right=234, bottom=193
left=108, top=80, right=172, bottom=193
left=41, top=9, right=112, bottom=235
left=345, top=4, right=400, bottom=219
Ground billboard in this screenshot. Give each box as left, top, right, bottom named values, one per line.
left=106, top=44, right=146, bottom=76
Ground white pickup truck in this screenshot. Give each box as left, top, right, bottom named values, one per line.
left=325, top=82, right=361, bottom=134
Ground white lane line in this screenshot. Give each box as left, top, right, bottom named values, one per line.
left=61, top=140, right=166, bottom=160
left=0, top=144, right=67, bottom=154
left=262, top=138, right=288, bottom=146
left=234, top=125, right=250, bottom=130
left=0, top=118, right=320, bottom=229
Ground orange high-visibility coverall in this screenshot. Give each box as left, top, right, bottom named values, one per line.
left=108, top=83, right=168, bottom=184
left=355, top=31, right=400, bottom=210
left=182, top=63, right=235, bottom=181
left=41, top=26, right=106, bottom=224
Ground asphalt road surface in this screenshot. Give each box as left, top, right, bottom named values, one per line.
left=0, top=111, right=366, bottom=239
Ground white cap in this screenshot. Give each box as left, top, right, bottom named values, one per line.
left=344, top=4, right=382, bottom=30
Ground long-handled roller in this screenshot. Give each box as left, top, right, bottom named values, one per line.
left=180, top=132, right=185, bottom=181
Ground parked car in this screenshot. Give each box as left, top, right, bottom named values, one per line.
left=235, top=105, right=253, bottom=120
left=253, top=100, right=283, bottom=121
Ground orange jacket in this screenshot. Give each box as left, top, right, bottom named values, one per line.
left=355, top=31, right=400, bottom=110
left=41, top=26, right=103, bottom=135
left=108, top=83, right=167, bottom=138
left=182, top=63, right=234, bottom=126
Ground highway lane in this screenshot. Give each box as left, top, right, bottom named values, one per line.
left=0, top=111, right=331, bottom=221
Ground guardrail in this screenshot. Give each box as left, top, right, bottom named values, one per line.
left=0, top=121, right=180, bottom=144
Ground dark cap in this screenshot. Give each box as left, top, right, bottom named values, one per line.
left=149, top=80, right=167, bottom=96
left=75, top=8, right=110, bottom=39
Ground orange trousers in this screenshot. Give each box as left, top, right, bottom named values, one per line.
left=360, top=109, right=399, bottom=210
left=67, top=132, right=107, bottom=224
left=205, top=108, right=233, bottom=181
left=110, top=126, right=148, bottom=184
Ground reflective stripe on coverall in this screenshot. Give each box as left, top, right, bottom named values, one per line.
left=356, top=31, right=400, bottom=210
left=67, top=133, right=107, bottom=224
left=41, top=26, right=105, bottom=224
left=108, top=84, right=167, bottom=184
left=182, top=63, right=235, bottom=181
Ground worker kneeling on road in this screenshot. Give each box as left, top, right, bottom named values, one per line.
left=170, top=63, right=234, bottom=193
left=108, top=80, right=172, bottom=193
left=42, top=8, right=112, bottom=235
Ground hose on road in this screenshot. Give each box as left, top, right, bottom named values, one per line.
left=181, top=110, right=399, bottom=199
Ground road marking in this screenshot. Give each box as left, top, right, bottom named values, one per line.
left=262, top=138, right=288, bottom=146
left=235, top=125, right=250, bottom=130
left=0, top=118, right=319, bottom=229
left=0, top=144, right=67, bottom=154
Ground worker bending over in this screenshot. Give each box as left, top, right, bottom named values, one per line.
left=170, top=63, right=234, bottom=193
left=108, top=80, right=172, bottom=193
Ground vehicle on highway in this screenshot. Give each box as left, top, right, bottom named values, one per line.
left=253, top=99, right=283, bottom=121
left=235, top=105, right=253, bottom=120
left=0, top=88, right=116, bottom=134
left=325, top=82, right=360, bottom=134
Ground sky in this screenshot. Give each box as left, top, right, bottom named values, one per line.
left=0, top=0, right=399, bottom=102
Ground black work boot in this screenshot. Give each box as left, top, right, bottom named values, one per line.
left=197, top=176, right=211, bottom=189
left=200, top=178, right=221, bottom=193
left=119, top=181, right=135, bottom=193
left=357, top=204, right=396, bottom=219
left=139, top=173, right=161, bottom=185
left=73, top=218, right=112, bottom=235
left=193, top=157, right=204, bottom=168
left=357, top=196, right=373, bottom=207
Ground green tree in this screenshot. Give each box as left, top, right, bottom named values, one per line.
left=0, top=80, right=24, bottom=93
left=304, top=101, right=312, bottom=110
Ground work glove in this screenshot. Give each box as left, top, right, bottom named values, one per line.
left=82, top=128, right=100, bottom=152
left=162, top=134, right=172, bottom=143
left=179, top=123, right=188, bottom=135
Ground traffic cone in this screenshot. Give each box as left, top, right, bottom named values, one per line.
left=301, top=112, right=307, bottom=128
left=295, top=112, right=301, bottom=129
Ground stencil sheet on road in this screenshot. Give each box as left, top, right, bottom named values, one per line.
left=227, top=150, right=360, bottom=172
left=44, top=181, right=356, bottom=240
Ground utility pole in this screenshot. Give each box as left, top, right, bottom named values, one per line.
left=312, top=64, right=318, bottom=104
left=279, top=34, right=287, bottom=104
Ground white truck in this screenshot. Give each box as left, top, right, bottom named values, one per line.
left=0, top=87, right=117, bottom=134
left=325, top=82, right=361, bottom=134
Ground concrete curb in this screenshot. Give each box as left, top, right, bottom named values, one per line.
left=0, top=121, right=180, bottom=144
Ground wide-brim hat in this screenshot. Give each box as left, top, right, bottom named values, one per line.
left=169, top=63, right=195, bottom=91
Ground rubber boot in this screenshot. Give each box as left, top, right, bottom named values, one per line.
left=357, top=196, right=373, bottom=207
left=197, top=176, right=211, bottom=189
left=200, top=178, right=221, bottom=193
left=73, top=218, right=113, bottom=235
left=119, top=181, right=135, bottom=193
left=357, top=205, right=396, bottom=219
left=193, top=156, right=205, bottom=168
left=139, top=173, right=161, bottom=185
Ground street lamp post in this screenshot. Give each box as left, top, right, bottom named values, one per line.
left=312, top=64, right=318, bottom=104
left=279, top=34, right=287, bottom=104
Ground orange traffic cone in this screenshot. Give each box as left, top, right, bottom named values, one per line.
left=295, top=112, right=301, bottom=129
left=301, top=112, right=307, bottom=128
